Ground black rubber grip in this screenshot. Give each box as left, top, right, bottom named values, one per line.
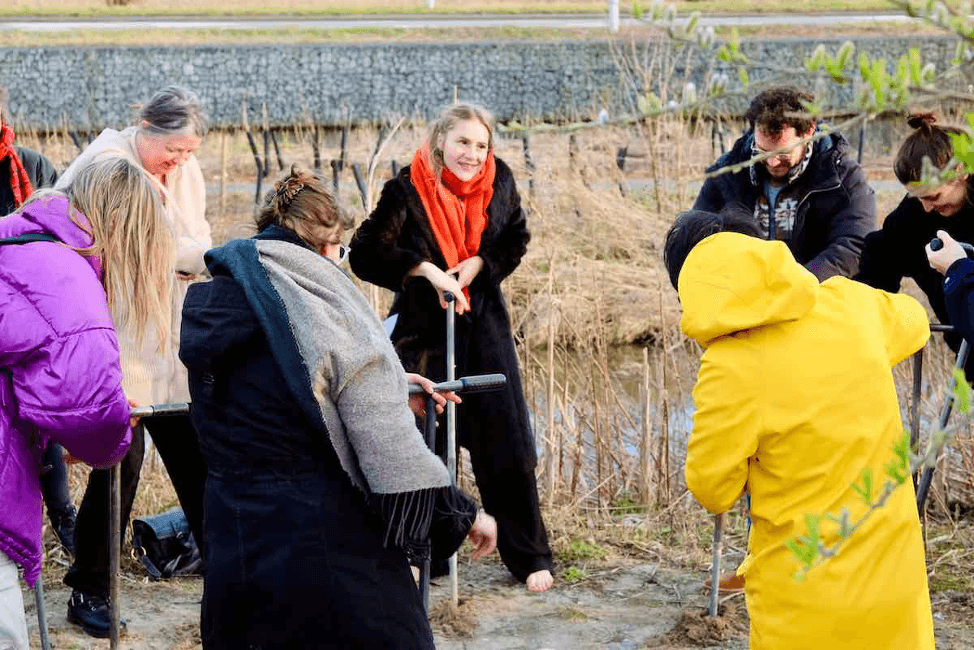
left=928, top=237, right=974, bottom=255
left=130, top=403, right=190, bottom=418
left=407, top=373, right=507, bottom=395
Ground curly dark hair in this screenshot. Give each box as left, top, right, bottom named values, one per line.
left=743, top=86, right=816, bottom=137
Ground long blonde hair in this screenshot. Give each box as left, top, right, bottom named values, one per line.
left=65, top=156, right=174, bottom=347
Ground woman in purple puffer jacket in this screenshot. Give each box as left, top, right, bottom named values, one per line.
left=0, top=156, right=173, bottom=650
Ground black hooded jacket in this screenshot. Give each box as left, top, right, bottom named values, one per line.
left=693, top=130, right=875, bottom=281
left=855, top=182, right=974, bottom=377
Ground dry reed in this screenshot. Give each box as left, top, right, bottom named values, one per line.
left=19, top=110, right=965, bottom=575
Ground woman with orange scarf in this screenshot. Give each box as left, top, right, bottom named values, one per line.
left=351, top=104, right=554, bottom=592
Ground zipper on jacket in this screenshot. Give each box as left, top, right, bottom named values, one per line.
left=794, top=149, right=844, bottom=236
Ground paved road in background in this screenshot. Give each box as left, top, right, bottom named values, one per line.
left=0, top=13, right=927, bottom=32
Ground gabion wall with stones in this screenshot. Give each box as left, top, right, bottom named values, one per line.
left=0, top=36, right=964, bottom=131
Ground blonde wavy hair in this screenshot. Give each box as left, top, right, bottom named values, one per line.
left=65, top=156, right=174, bottom=347
left=425, top=103, right=494, bottom=176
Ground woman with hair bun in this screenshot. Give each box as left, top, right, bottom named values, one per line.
left=180, top=165, right=497, bottom=649
left=855, top=112, right=974, bottom=374
left=350, top=103, right=554, bottom=592
left=59, top=85, right=212, bottom=638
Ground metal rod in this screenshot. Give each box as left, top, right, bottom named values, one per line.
left=709, top=513, right=725, bottom=618
left=910, top=348, right=924, bottom=489
left=419, top=393, right=437, bottom=614
left=444, top=292, right=458, bottom=606
left=917, top=339, right=970, bottom=515
left=34, top=575, right=50, bottom=650
left=109, top=454, right=123, bottom=649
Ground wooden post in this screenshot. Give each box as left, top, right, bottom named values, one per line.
left=545, top=262, right=558, bottom=505
left=522, top=133, right=535, bottom=195
left=219, top=130, right=228, bottom=227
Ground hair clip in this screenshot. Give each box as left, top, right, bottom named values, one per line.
left=276, top=179, right=305, bottom=207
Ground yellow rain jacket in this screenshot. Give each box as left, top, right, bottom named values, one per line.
left=680, top=233, right=934, bottom=650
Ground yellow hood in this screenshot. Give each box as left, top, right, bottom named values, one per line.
left=678, top=233, right=818, bottom=346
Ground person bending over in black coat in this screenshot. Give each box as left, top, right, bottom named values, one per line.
left=180, top=165, right=497, bottom=650
left=350, top=103, right=554, bottom=592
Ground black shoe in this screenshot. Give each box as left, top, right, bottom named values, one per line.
left=67, top=590, right=126, bottom=639
left=49, top=506, right=77, bottom=555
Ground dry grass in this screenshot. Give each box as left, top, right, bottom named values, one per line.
left=0, top=23, right=949, bottom=48
left=23, top=108, right=970, bottom=587
left=1, top=0, right=901, bottom=17
left=3, top=0, right=615, bottom=15
left=0, top=26, right=649, bottom=47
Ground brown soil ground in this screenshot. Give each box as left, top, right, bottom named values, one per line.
left=21, top=536, right=974, bottom=649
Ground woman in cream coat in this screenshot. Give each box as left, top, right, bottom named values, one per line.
left=58, top=86, right=211, bottom=639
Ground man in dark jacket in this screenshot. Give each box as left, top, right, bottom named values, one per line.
left=692, top=85, right=875, bottom=280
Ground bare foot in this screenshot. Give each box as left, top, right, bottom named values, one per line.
left=526, top=569, right=553, bottom=593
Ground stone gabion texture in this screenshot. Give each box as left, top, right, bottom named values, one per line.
left=0, top=36, right=964, bottom=131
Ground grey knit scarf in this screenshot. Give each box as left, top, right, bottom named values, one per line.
left=256, top=239, right=451, bottom=495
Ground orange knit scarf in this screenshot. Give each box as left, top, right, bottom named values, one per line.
left=0, top=123, right=34, bottom=210
left=410, top=142, right=495, bottom=284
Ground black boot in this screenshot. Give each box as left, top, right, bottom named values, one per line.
left=67, top=590, right=126, bottom=639
left=48, top=505, right=77, bottom=556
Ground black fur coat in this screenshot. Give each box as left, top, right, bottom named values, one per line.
left=350, top=156, right=536, bottom=472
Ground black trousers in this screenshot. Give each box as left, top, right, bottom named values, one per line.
left=419, top=374, right=553, bottom=582
left=64, top=413, right=206, bottom=597
left=40, top=442, right=72, bottom=517
left=468, top=447, right=553, bottom=581
left=406, top=305, right=554, bottom=583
